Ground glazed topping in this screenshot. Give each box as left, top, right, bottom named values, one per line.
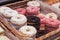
left=19, top=26, right=37, bottom=37
left=27, top=1, right=40, bottom=7
left=59, top=5, right=60, bottom=8
left=27, top=15, right=40, bottom=23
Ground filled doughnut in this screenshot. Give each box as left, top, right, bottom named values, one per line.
left=0, top=6, right=12, bottom=14
left=27, top=1, right=40, bottom=7
left=2, top=10, right=18, bottom=18
left=27, top=15, right=40, bottom=30
left=51, top=2, right=60, bottom=10
left=45, top=13, right=58, bottom=19
left=19, top=26, right=37, bottom=37
left=0, top=36, right=10, bottom=40
left=10, top=14, right=27, bottom=26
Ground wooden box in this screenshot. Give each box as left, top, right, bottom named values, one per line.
left=0, top=0, right=60, bottom=40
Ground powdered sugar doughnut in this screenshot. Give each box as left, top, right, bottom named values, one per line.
left=27, top=1, right=40, bottom=7
left=0, top=6, right=12, bottom=14
left=19, top=26, right=37, bottom=37
left=45, top=13, right=58, bottom=19
left=10, top=14, right=27, bottom=26
left=3, top=10, right=18, bottom=18
left=52, top=2, right=60, bottom=10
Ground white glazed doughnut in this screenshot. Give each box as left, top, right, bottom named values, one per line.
left=27, top=1, right=40, bottom=7
left=0, top=6, right=12, bottom=14
left=45, top=13, right=58, bottom=19
left=10, top=14, right=27, bottom=26
left=19, top=26, right=37, bottom=37
left=2, top=10, right=18, bottom=18
left=0, top=36, right=10, bottom=40
left=51, top=2, right=60, bottom=10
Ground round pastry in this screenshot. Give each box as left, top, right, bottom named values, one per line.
left=45, top=18, right=60, bottom=27
left=10, top=14, right=27, bottom=26
left=19, top=26, right=37, bottom=37
left=16, top=8, right=27, bottom=15
left=51, top=2, right=60, bottom=10
left=2, top=10, right=18, bottom=18
left=37, top=13, right=46, bottom=19
left=27, top=1, right=40, bottom=7
left=0, top=36, right=10, bottom=40
left=0, top=6, right=12, bottom=14
left=45, top=13, right=58, bottom=19
left=26, top=6, right=40, bottom=16
left=27, top=15, right=40, bottom=30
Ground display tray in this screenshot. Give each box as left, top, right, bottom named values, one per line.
left=0, top=0, right=60, bottom=40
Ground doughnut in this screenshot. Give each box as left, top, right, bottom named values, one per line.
left=16, top=8, right=26, bottom=15
left=0, top=36, right=10, bottom=40
left=27, top=15, right=40, bottom=30
left=0, top=6, right=12, bottom=14
left=10, top=14, right=27, bottom=26
left=37, top=13, right=46, bottom=19
left=51, top=2, right=60, bottom=10
left=3, top=10, right=18, bottom=18
left=45, top=13, right=58, bottom=19
left=27, top=1, right=40, bottom=7
left=26, top=6, right=40, bottom=16
left=19, top=26, right=37, bottom=37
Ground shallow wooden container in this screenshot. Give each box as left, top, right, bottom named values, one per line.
left=1, top=0, right=60, bottom=40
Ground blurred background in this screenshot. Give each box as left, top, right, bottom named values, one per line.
left=0, top=0, right=22, bottom=6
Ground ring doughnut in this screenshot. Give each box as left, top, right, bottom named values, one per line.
left=19, top=26, right=37, bottom=37
left=10, top=14, right=27, bottom=26
left=27, top=15, right=40, bottom=30
left=0, top=6, right=12, bottom=14
left=45, top=13, right=58, bottom=19
left=51, top=2, right=60, bottom=10
left=27, top=1, right=40, bottom=7
left=3, top=10, right=18, bottom=18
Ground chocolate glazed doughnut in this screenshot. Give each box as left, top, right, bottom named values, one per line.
left=27, top=15, right=40, bottom=30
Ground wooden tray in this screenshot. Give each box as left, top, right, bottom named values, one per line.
left=1, top=0, right=60, bottom=40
